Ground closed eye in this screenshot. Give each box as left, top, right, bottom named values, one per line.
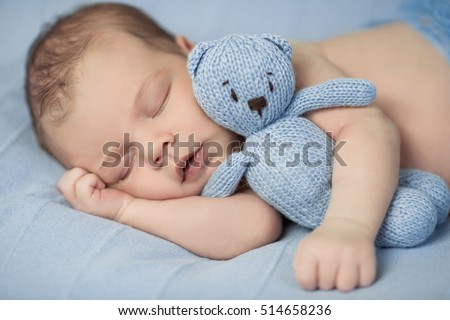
left=152, top=85, right=170, bottom=118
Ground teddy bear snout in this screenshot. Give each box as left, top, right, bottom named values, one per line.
left=247, top=96, right=267, bottom=116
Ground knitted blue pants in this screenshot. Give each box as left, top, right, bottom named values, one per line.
left=375, top=0, right=450, bottom=62
left=399, top=0, right=450, bottom=62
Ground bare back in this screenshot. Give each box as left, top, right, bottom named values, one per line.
left=318, top=23, right=450, bottom=185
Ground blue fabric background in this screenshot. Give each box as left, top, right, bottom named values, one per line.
left=1, top=0, right=449, bottom=299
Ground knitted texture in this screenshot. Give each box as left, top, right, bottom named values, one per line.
left=188, top=34, right=450, bottom=248
left=398, top=0, right=450, bottom=62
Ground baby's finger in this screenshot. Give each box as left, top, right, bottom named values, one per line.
left=317, top=257, right=338, bottom=291
left=294, top=249, right=318, bottom=291
left=74, top=173, right=105, bottom=205
left=57, top=167, right=89, bottom=202
left=335, top=259, right=358, bottom=292
left=358, top=253, right=377, bottom=288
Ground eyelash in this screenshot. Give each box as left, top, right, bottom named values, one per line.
left=152, top=86, right=170, bottom=118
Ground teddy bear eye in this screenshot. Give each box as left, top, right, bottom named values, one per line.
left=222, top=80, right=238, bottom=102
left=230, top=89, right=238, bottom=102
left=267, top=72, right=274, bottom=92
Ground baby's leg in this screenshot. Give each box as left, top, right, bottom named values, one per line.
left=319, top=0, right=450, bottom=185
left=379, top=0, right=450, bottom=185
left=389, top=0, right=450, bottom=236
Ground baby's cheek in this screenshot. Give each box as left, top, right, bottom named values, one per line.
left=126, top=171, right=160, bottom=199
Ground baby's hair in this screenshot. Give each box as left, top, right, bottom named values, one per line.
left=26, top=2, right=180, bottom=151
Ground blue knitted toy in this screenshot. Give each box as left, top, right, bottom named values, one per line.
left=187, top=34, right=450, bottom=248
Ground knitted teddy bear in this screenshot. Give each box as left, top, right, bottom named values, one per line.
left=187, top=34, right=450, bottom=247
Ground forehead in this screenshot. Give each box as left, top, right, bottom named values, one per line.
left=48, top=31, right=160, bottom=171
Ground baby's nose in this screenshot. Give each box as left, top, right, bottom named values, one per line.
left=247, top=96, right=267, bottom=116
left=148, top=141, right=171, bottom=169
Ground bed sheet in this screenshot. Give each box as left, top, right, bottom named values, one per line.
left=1, top=0, right=450, bottom=299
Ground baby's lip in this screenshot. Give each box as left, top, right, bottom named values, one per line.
left=175, top=165, right=184, bottom=181
left=175, top=145, right=204, bottom=182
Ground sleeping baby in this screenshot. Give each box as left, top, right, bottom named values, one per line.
left=26, top=1, right=450, bottom=292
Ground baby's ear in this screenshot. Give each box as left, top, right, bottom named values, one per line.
left=187, top=40, right=215, bottom=78
left=261, top=34, right=292, bottom=60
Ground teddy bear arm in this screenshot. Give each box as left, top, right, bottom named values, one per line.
left=201, top=152, right=250, bottom=198
left=284, top=78, right=377, bottom=118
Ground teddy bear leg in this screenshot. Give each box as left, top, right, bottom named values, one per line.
left=398, top=169, right=450, bottom=224
left=375, top=187, right=437, bottom=248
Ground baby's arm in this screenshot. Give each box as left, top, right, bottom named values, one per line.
left=291, top=41, right=401, bottom=291
left=58, top=168, right=282, bottom=260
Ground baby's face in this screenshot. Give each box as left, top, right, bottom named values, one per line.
left=50, top=31, right=238, bottom=200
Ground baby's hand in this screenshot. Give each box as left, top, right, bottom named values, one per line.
left=57, top=167, right=134, bottom=221
left=294, top=219, right=376, bottom=292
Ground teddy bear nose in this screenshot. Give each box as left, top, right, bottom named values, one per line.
left=247, top=96, right=267, bottom=116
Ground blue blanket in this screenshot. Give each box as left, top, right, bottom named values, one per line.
left=1, top=0, right=449, bottom=299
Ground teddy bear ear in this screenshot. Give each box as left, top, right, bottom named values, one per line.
left=187, top=40, right=216, bottom=78
left=261, top=34, right=292, bottom=60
